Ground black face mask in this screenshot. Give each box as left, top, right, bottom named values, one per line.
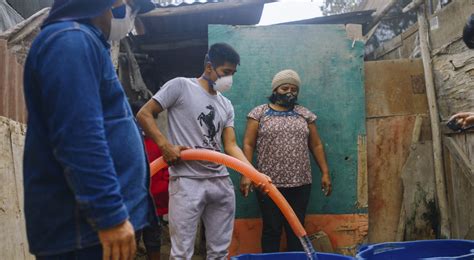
left=270, top=92, right=298, bottom=108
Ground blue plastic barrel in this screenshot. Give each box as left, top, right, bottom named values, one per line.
left=356, top=239, right=474, bottom=260
left=231, top=252, right=354, bottom=260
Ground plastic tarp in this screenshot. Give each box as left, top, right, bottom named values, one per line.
left=0, top=0, right=24, bottom=33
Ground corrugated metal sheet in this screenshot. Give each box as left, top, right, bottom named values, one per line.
left=152, top=0, right=221, bottom=8
left=0, top=0, right=23, bottom=32
left=0, top=39, right=26, bottom=123
left=139, top=0, right=266, bottom=48
left=279, top=10, right=374, bottom=26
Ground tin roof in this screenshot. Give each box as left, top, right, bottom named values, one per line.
left=152, top=0, right=221, bottom=8
left=138, top=0, right=268, bottom=50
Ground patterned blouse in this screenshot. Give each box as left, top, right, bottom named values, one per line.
left=247, top=104, right=317, bottom=188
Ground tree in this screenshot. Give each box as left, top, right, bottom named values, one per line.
left=320, top=0, right=363, bottom=16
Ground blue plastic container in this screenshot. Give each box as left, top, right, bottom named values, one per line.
left=231, top=252, right=354, bottom=260
left=356, top=239, right=474, bottom=260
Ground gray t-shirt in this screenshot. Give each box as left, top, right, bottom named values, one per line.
left=153, top=77, right=234, bottom=178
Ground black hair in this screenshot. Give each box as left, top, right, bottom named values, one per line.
left=204, top=43, right=240, bottom=69
left=463, top=15, right=474, bottom=49
left=129, top=100, right=147, bottom=117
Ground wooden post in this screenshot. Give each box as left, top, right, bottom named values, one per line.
left=364, top=0, right=398, bottom=34
left=402, top=0, right=424, bottom=13
left=416, top=2, right=450, bottom=238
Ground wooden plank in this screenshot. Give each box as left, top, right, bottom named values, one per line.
left=467, top=134, right=474, bottom=163
left=0, top=40, right=27, bottom=123
left=373, top=34, right=402, bottom=59
left=345, top=24, right=363, bottom=42
left=16, top=62, right=26, bottom=123
left=411, top=115, right=423, bottom=144
left=400, top=142, right=436, bottom=241
left=450, top=160, right=474, bottom=239
left=402, top=0, right=423, bottom=13
left=396, top=114, right=423, bottom=241
left=8, top=52, right=18, bottom=121
left=443, top=132, right=474, bottom=240
left=357, top=135, right=368, bottom=208
left=367, top=115, right=416, bottom=243
left=429, top=1, right=474, bottom=50
left=443, top=146, right=459, bottom=237
left=365, top=59, right=429, bottom=118
left=443, top=136, right=474, bottom=186
left=417, top=5, right=450, bottom=237
left=0, top=40, right=8, bottom=120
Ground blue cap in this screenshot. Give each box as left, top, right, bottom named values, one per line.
left=43, top=0, right=117, bottom=26
left=43, top=0, right=155, bottom=27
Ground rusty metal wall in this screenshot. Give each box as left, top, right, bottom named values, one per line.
left=365, top=59, right=431, bottom=242
left=0, top=39, right=26, bottom=124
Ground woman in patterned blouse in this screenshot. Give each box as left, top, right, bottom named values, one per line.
left=240, top=69, right=332, bottom=253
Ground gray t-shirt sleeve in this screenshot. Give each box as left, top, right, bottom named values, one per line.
left=153, top=78, right=183, bottom=109
left=225, top=99, right=235, bottom=128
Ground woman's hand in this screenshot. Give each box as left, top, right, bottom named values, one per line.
left=240, top=176, right=253, bottom=197
left=321, top=173, right=332, bottom=196
left=240, top=175, right=272, bottom=197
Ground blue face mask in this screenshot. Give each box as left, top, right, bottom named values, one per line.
left=112, top=4, right=127, bottom=18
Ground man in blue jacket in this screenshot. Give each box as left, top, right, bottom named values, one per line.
left=23, top=0, right=155, bottom=259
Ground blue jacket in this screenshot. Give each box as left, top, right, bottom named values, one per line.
left=23, top=20, right=153, bottom=255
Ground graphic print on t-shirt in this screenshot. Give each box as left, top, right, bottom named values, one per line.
left=197, top=105, right=221, bottom=151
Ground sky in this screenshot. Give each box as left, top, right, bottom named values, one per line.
left=258, top=0, right=324, bottom=26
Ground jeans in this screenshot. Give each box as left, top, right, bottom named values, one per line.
left=257, top=184, right=311, bottom=252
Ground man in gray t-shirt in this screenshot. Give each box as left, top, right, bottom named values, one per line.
left=137, top=43, right=268, bottom=259
left=153, top=76, right=235, bottom=178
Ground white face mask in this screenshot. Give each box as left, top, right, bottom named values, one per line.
left=108, top=5, right=137, bottom=42
left=214, top=75, right=233, bottom=92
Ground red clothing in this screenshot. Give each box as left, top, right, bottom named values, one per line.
left=144, top=137, right=169, bottom=216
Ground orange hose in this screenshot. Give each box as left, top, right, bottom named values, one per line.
left=149, top=149, right=307, bottom=238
